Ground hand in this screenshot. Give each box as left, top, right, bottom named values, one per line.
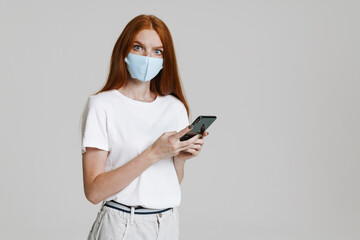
left=149, top=125, right=202, bottom=162
left=174, top=131, right=209, bottom=162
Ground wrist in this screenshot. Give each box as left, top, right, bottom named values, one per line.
left=146, top=146, right=159, bottom=164
left=173, top=155, right=186, bottom=164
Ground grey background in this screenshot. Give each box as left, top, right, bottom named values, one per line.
left=1, top=0, right=359, bottom=239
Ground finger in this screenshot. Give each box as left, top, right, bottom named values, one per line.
left=177, top=141, right=200, bottom=152
left=199, top=131, right=210, bottom=139
left=188, top=142, right=203, bottom=149
left=191, top=133, right=203, bottom=142
left=177, top=143, right=193, bottom=152
left=195, top=143, right=203, bottom=149
left=175, top=124, right=194, bottom=138
left=180, top=142, right=202, bottom=153
left=202, top=131, right=209, bottom=138
left=184, top=148, right=198, bottom=154
left=195, top=142, right=203, bottom=148
left=164, top=131, right=178, bottom=136
left=177, top=133, right=200, bottom=148
left=192, top=139, right=205, bottom=145
left=188, top=148, right=200, bottom=156
left=188, top=144, right=201, bottom=150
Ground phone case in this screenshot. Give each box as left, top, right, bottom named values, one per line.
left=180, top=115, right=217, bottom=141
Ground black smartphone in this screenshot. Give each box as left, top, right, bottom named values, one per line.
left=180, top=115, right=217, bottom=141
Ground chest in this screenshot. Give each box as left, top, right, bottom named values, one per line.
left=106, top=105, right=178, bottom=156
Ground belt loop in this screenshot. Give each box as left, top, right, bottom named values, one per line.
left=130, top=206, right=135, bottom=224
left=100, top=200, right=106, bottom=210
left=156, top=212, right=161, bottom=223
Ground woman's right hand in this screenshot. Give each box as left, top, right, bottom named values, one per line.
left=149, top=125, right=201, bottom=162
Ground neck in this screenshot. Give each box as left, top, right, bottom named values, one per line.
left=120, top=78, right=156, bottom=101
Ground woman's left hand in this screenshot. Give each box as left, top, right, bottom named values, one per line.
left=174, top=131, right=209, bottom=162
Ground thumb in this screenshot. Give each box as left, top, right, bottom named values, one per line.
left=175, top=124, right=194, bottom=138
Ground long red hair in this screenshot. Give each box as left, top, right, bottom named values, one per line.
left=94, top=14, right=189, bottom=117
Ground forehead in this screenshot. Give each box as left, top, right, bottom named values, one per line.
left=133, top=29, right=162, bottom=46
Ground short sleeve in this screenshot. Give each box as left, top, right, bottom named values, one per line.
left=81, top=96, right=109, bottom=155
left=177, top=102, right=190, bottom=132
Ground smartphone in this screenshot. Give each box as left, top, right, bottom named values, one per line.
left=180, top=115, right=217, bottom=141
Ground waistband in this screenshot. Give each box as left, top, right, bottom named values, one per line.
left=103, top=200, right=172, bottom=215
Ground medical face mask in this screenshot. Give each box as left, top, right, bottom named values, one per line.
left=124, top=52, right=163, bottom=82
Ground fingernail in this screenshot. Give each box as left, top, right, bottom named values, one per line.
left=188, top=125, right=193, bottom=129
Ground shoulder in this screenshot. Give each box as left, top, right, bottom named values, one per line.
left=87, top=90, right=116, bottom=107
left=162, top=94, right=185, bottom=108
left=162, top=94, right=187, bottom=117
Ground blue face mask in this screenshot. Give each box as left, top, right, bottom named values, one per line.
left=124, top=53, right=163, bottom=82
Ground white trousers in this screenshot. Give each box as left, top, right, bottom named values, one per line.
left=87, top=204, right=180, bottom=240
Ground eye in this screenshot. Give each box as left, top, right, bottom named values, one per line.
left=133, top=45, right=143, bottom=51
left=154, top=49, right=163, bottom=55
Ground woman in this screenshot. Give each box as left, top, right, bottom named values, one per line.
left=81, top=14, right=209, bottom=239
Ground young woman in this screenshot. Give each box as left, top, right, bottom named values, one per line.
left=80, top=14, right=209, bottom=239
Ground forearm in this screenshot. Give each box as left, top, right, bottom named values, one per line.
left=173, top=156, right=186, bottom=184
left=87, top=147, right=157, bottom=204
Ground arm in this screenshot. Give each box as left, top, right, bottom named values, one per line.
left=173, top=156, right=186, bottom=184
left=82, top=146, right=157, bottom=205
left=172, top=131, right=209, bottom=184
left=82, top=126, right=198, bottom=205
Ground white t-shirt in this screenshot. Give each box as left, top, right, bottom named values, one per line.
left=81, top=89, right=189, bottom=209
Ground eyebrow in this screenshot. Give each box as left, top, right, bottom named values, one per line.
left=133, top=40, right=163, bottom=49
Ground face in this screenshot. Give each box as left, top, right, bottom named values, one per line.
left=130, top=29, right=164, bottom=59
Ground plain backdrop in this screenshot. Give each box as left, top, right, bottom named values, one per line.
left=1, top=0, right=359, bottom=239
